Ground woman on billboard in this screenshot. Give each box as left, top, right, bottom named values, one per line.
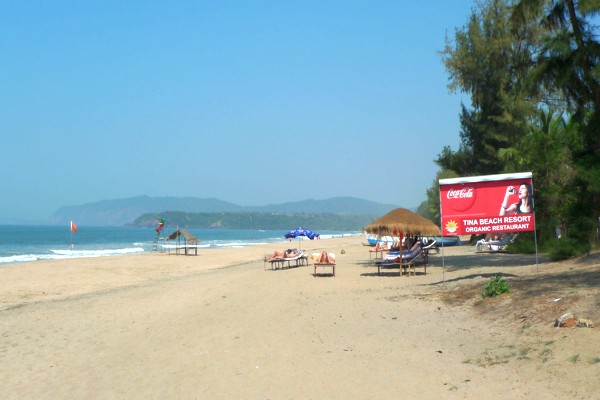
left=499, top=183, right=534, bottom=215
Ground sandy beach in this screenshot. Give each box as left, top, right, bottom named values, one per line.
left=1, top=235, right=598, bottom=399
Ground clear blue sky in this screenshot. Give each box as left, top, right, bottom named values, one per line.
left=1, top=1, right=474, bottom=223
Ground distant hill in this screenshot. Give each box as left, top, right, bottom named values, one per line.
left=49, top=196, right=243, bottom=226
left=131, top=211, right=377, bottom=231
left=49, top=196, right=400, bottom=226
left=245, top=197, right=397, bottom=215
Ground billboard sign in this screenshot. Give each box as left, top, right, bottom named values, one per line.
left=439, top=172, right=535, bottom=236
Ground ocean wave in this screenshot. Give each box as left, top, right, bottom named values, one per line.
left=0, top=227, right=361, bottom=265
left=160, top=244, right=211, bottom=249
left=212, top=241, right=271, bottom=248
left=50, top=247, right=145, bottom=257
left=0, top=254, right=42, bottom=264
left=0, top=247, right=145, bottom=264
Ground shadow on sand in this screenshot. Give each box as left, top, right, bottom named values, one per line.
left=427, top=249, right=600, bottom=294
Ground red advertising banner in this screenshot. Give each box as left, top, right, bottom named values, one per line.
left=439, top=172, right=535, bottom=236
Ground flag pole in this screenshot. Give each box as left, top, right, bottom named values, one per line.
left=70, top=220, right=77, bottom=250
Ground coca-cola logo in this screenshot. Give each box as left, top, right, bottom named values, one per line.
left=446, top=187, right=476, bottom=212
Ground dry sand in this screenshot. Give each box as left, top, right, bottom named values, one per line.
left=1, top=236, right=598, bottom=399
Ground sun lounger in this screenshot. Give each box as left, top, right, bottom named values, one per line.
left=264, top=250, right=308, bottom=270
left=383, top=241, right=421, bottom=261
left=311, top=252, right=336, bottom=277
left=368, top=241, right=390, bottom=259
left=376, top=245, right=427, bottom=275
left=475, top=234, right=516, bottom=252
left=422, top=239, right=438, bottom=254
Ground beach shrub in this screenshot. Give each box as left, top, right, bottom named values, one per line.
left=481, top=276, right=510, bottom=298
left=546, top=238, right=590, bottom=261
left=506, top=232, right=535, bottom=254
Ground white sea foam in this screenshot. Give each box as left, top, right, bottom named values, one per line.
left=160, top=244, right=210, bottom=249
left=0, top=247, right=145, bottom=264
left=212, top=241, right=271, bottom=248
left=0, top=226, right=360, bottom=265
left=49, top=247, right=145, bottom=258
left=0, top=254, right=41, bottom=264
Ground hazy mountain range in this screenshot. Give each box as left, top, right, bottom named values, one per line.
left=49, top=196, right=402, bottom=226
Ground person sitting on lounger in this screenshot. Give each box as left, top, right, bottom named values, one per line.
left=315, top=250, right=335, bottom=264
left=406, top=236, right=419, bottom=250
left=394, top=236, right=414, bottom=251
left=374, top=241, right=389, bottom=251
left=489, top=234, right=501, bottom=251
left=390, top=240, right=420, bottom=254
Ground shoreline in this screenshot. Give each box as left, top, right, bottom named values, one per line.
left=1, top=235, right=598, bottom=399
left=0, top=236, right=365, bottom=310
left=0, top=227, right=362, bottom=265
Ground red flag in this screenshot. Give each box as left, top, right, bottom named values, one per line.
left=70, top=221, right=77, bottom=234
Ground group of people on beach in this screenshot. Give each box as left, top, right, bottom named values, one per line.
left=266, top=248, right=335, bottom=264
left=390, top=236, right=422, bottom=252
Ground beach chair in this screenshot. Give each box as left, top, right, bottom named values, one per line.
left=422, top=239, right=438, bottom=255
left=368, top=241, right=390, bottom=259
left=264, top=250, right=307, bottom=270
left=311, top=251, right=336, bottom=277
left=383, top=241, right=421, bottom=260
left=376, top=244, right=426, bottom=276
left=475, top=234, right=517, bottom=253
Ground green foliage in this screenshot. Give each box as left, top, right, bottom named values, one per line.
left=416, top=200, right=432, bottom=221
left=568, top=354, right=580, bottom=363
left=501, top=110, right=577, bottom=247
left=564, top=185, right=597, bottom=244
left=481, top=275, right=510, bottom=298
left=545, top=238, right=591, bottom=261
left=506, top=232, right=536, bottom=254
left=522, top=0, right=600, bottom=243
left=438, top=0, right=538, bottom=177
left=432, top=0, right=600, bottom=252
left=425, top=169, right=459, bottom=227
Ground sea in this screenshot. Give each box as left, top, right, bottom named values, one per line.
left=0, top=225, right=360, bottom=265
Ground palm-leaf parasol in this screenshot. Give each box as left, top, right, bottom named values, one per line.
left=364, top=208, right=441, bottom=237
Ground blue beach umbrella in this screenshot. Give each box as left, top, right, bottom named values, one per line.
left=284, top=227, right=318, bottom=249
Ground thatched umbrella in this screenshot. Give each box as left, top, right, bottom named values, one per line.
left=364, top=208, right=441, bottom=237
left=165, top=229, right=201, bottom=255
left=165, top=229, right=200, bottom=244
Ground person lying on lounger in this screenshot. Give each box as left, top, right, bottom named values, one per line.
left=265, top=248, right=300, bottom=261
left=285, top=248, right=300, bottom=258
